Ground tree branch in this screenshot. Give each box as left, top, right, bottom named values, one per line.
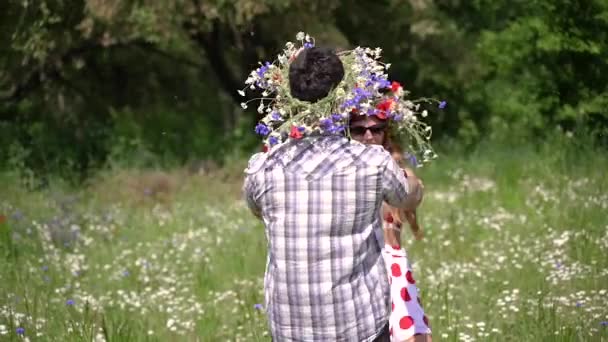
left=132, top=41, right=202, bottom=69
left=0, top=41, right=105, bottom=105
left=0, top=39, right=203, bottom=118
left=189, top=21, right=246, bottom=105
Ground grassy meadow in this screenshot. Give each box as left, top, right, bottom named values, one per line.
left=1, top=136, right=607, bottom=341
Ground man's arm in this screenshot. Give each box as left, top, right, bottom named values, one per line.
left=382, top=156, right=410, bottom=209
left=243, top=174, right=262, bottom=219
left=243, top=152, right=267, bottom=219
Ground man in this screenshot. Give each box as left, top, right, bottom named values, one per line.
left=243, top=47, right=413, bottom=341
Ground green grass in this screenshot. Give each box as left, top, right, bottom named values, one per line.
left=1, top=136, right=607, bottom=341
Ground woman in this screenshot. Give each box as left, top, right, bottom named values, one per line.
left=349, top=113, right=432, bottom=342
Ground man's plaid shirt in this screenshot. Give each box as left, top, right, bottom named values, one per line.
left=243, top=136, right=410, bottom=341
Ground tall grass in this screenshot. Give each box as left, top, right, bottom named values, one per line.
left=1, top=133, right=607, bottom=341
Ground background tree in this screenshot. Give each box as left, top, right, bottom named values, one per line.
left=1, top=0, right=606, bottom=179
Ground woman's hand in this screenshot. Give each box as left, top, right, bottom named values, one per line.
left=401, top=168, right=424, bottom=211
left=401, top=168, right=424, bottom=240
left=403, top=210, right=423, bottom=241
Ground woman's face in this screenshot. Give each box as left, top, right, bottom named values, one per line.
left=349, top=115, right=387, bottom=145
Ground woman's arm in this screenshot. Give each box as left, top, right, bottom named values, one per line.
left=401, top=167, right=424, bottom=211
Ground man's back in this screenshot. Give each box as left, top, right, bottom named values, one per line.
left=244, top=135, right=409, bottom=341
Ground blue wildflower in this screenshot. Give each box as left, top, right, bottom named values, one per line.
left=269, top=136, right=279, bottom=146
left=297, top=126, right=306, bottom=132
left=11, top=210, right=23, bottom=221
left=16, top=327, right=25, bottom=335
left=439, top=100, right=447, bottom=109
left=304, top=42, right=314, bottom=49
left=404, top=153, right=418, bottom=167
left=253, top=303, right=264, bottom=310
left=330, top=125, right=345, bottom=134
left=353, top=87, right=371, bottom=98
left=320, top=118, right=334, bottom=130
left=378, top=79, right=391, bottom=88
left=601, top=321, right=608, bottom=326
left=66, top=299, right=75, bottom=306
left=271, top=112, right=282, bottom=121
left=255, top=123, right=271, bottom=136
left=122, top=270, right=130, bottom=277
left=256, top=63, right=270, bottom=78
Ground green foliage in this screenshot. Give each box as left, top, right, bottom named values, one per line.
left=456, top=0, right=608, bottom=139
left=104, top=106, right=228, bottom=169
left=0, top=0, right=607, bottom=177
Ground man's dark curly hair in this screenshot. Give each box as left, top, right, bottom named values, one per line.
left=288, top=47, right=345, bottom=103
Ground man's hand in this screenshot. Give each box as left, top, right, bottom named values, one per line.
left=252, top=209, right=263, bottom=220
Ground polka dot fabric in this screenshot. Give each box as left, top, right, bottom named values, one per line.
left=382, top=244, right=431, bottom=341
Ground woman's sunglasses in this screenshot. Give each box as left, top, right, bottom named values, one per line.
left=349, top=123, right=387, bottom=136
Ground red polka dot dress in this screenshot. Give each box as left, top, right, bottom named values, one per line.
left=382, top=216, right=431, bottom=340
